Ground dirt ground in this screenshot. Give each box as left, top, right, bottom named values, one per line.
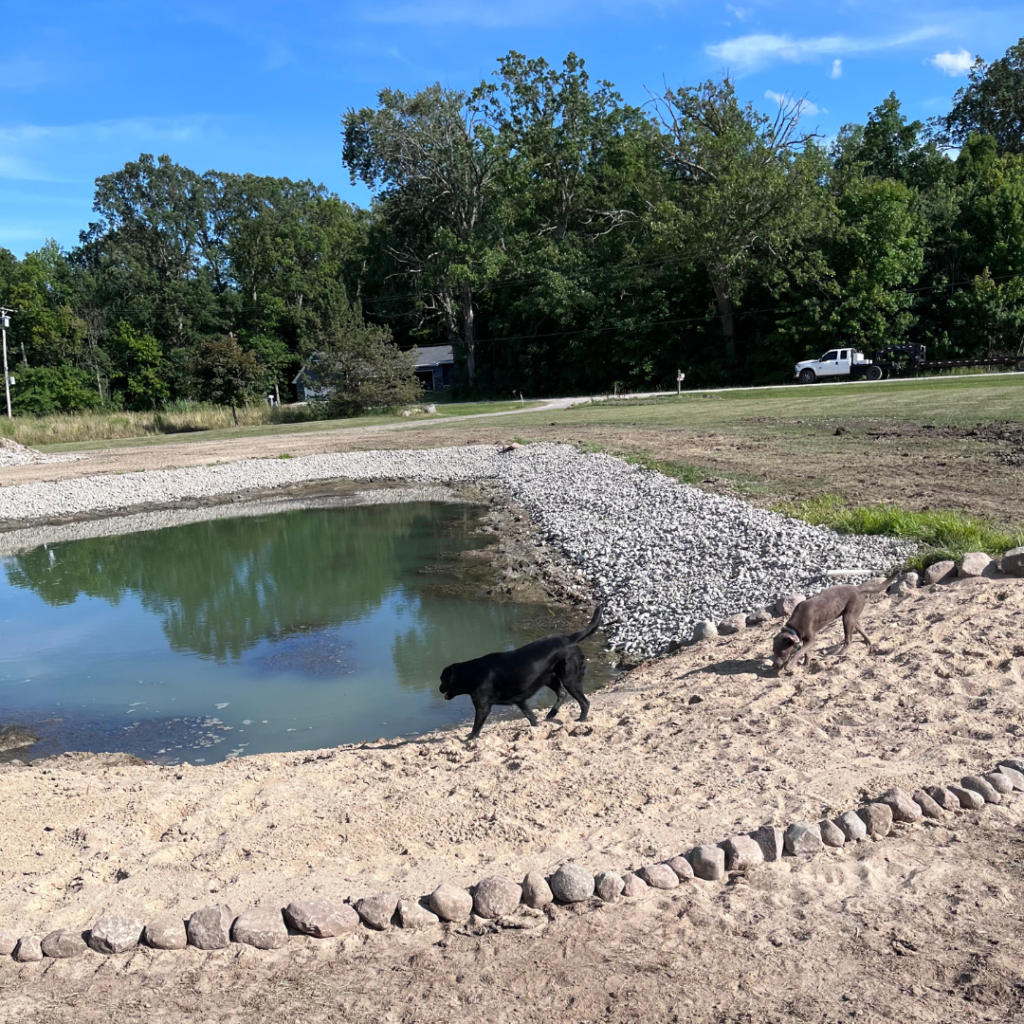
left=4, top=414, right=1022, bottom=528
left=3, top=574, right=1024, bottom=1022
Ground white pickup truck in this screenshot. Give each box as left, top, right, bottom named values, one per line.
left=793, top=348, right=883, bottom=384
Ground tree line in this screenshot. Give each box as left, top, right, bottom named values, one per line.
left=1, top=39, right=1022, bottom=414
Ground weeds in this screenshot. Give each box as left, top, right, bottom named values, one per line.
left=775, top=495, right=1024, bottom=569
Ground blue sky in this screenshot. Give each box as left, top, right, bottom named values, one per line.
left=1, top=0, right=1019, bottom=256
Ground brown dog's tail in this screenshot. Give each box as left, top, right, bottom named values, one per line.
left=569, top=604, right=604, bottom=644
left=857, top=573, right=900, bottom=595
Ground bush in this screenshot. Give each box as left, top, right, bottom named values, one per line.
left=9, top=365, right=104, bottom=415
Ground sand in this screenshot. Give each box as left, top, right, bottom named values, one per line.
left=2, top=574, right=1024, bottom=1021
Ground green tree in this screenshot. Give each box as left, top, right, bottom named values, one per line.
left=307, top=303, right=421, bottom=417
left=932, top=38, right=1024, bottom=154
left=191, top=335, right=267, bottom=424
left=112, top=321, right=169, bottom=409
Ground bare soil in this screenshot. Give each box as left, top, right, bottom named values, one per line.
left=3, top=575, right=1024, bottom=1022
left=4, top=415, right=1022, bottom=528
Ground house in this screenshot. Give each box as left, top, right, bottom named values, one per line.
left=293, top=345, right=455, bottom=402
left=413, top=345, right=454, bottom=391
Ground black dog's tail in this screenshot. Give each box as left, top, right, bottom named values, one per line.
left=569, top=604, right=604, bottom=644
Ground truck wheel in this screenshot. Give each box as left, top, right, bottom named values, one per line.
left=798, top=369, right=816, bottom=384
left=1016, top=357, right=1024, bottom=372
left=866, top=365, right=883, bottom=381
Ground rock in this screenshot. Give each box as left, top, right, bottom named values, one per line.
left=983, top=772, right=1014, bottom=795
left=396, top=900, right=440, bottom=930
left=144, top=914, right=187, bottom=950
left=594, top=871, right=625, bottom=902
left=187, top=905, right=234, bottom=950
left=41, top=930, right=87, bottom=959
left=999, top=758, right=1024, bottom=776
left=521, top=872, right=554, bottom=909
left=665, top=855, right=694, bottom=880
left=911, top=789, right=945, bottom=819
left=857, top=803, right=893, bottom=838
left=923, top=560, right=956, bottom=585
left=818, top=820, right=846, bottom=848
left=834, top=811, right=868, bottom=842
left=961, top=775, right=1001, bottom=804
left=692, top=620, right=718, bottom=641
left=746, top=608, right=772, bottom=626
left=354, top=893, right=399, bottom=931
left=472, top=877, right=522, bottom=919
left=749, top=824, right=785, bottom=862
left=1003, top=546, right=1024, bottom=577
left=784, top=821, right=823, bottom=856
left=283, top=899, right=359, bottom=938
left=878, top=787, right=924, bottom=823
left=428, top=884, right=474, bottom=923
left=687, top=845, right=726, bottom=881
left=0, top=929, right=16, bottom=955
left=717, top=614, right=747, bottom=635
left=423, top=404, right=437, bottom=414
left=924, top=785, right=962, bottom=812
left=997, top=765, right=1024, bottom=791
left=891, top=572, right=919, bottom=595
left=549, top=864, right=594, bottom=904
left=774, top=593, right=806, bottom=618
left=88, top=915, right=143, bottom=955
left=12, top=936, right=42, bottom=962
left=621, top=873, right=648, bottom=897
left=720, top=835, right=765, bottom=871
left=948, top=785, right=985, bottom=810
left=636, top=864, right=679, bottom=890
left=232, top=907, right=289, bottom=949
left=959, top=552, right=995, bottom=578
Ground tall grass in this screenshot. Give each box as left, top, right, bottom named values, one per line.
left=775, top=494, right=1024, bottom=569
left=0, top=402, right=319, bottom=447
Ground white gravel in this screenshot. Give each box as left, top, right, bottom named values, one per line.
left=0, top=443, right=912, bottom=655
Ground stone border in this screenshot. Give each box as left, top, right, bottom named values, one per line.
left=4, top=757, right=1022, bottom=963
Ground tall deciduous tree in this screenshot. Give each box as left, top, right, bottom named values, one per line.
left=191, top=335, right=267, bottom=424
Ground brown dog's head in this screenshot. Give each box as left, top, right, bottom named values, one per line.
left=771, top=629, right=803, bottom=674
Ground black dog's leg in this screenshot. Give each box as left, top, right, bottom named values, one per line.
left=545, top=676, right=567, bottom=720
left=556, top=650, right=590, bottom=722
left=515, top=700, right=539, bottom=726
left=467, top=699, right=492, bottom=740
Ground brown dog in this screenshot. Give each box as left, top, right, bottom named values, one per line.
left=771, top=576, right=896, bottom=674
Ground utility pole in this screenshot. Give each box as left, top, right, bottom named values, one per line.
left=0, top=307, right=13, bottom=419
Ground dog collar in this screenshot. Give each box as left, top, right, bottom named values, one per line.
left=781, top=627, right=803, bottom=650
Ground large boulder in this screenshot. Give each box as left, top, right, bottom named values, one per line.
left=877, top=787, right=923, bottom=823
left=594, top=872, right=625, bottom=902
left=0, top=929, right=16, bottom=956
left=232, top=907, right=289, bottom=949
left=187, top=905, right=234, bottom=950
left=948, top=785, right=985, bottom=810
left=665, top=856, right=694, bottom=880
left=720, top=835, right=765, bottom=871
left=144, top=914, right=188, bottom=950
left=283, top=900, right=359, bottom=938
left=857, top=803, right=893, bottom=838
left=472, top=877, right=521, bottom=919
left=834, top=811, right=867, bottom=842
left=41, top=930, right=87, bottom=959
left=818, top=820, right=846, bottom=848
left=396, top=900, right=439, bottom=930
left=549, top=865, right=593, bottom=904
left=521, top=872, right=554, bottom=909
left=924, top=785, right=962, bottom=812
left=621, top=873, right=648, bottom=897
left=354, top=893, right=399, bottom=931
left=1003, top=547, right=1024, bottom=578
left=911, top=790, right=945, bottom=819
left=784, top=822, right=823, bottom=856
left=748, top=824, right=784, bottom=862
left=13, top=936, right=42, bottom=962
left=717, top=614, right=747, bottom=636
left=692, top=620, right=718, bottom=641
left=88, top=915, right=143, bottom=955
left=636, top=864, right=679, bottom=890
left=687, top=846, right=725, bottom=881
left=774, top=594, right=806, bottom=618
left=961, top=775, right=1000, bottom=804
left=958, top=552, right=996, bottom=578
left=428, top=884, right=474, bottom=923
left=923, top=560, right=956, bottom=585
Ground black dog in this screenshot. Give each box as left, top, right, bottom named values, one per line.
left=439, top=605, right=603, bottom=739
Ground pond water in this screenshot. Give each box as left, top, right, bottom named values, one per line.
left=0, top=497, right=613, bottom=764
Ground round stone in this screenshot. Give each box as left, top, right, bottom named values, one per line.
left=521, top=871, right=554, bottom=909
left=41, top=930, right=87, bottom=959
left=472, top=877, right=522, bottom=919
left=144, top=913, right=188, bottom=950
left=594, top=871, right=624, bottom=902
left=88, top=915, right=143, bottom=955
left=428, top=883, right=473, bottom=923
left=283, top=899, right=359, bottom=938
left=354, top=893, right=399, bottom=931
left=232, top=907, right=289, bottom=949
left=636, top=863, right=679, bottom=890
left=549, top=864, right=595, bottom=903
left=187, top=905, right=234, bottom=949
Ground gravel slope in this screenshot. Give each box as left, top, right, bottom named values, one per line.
left=0, top=443, right=911, bottom=655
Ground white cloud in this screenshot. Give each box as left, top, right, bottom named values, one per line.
left=928, top=49, right=973, bottom=76
left=830, top=59, right=842, bottom=79
left=765, top=90, right=825, bottom=117
left=706, top=26, right=944, bottom=74
left=725, top=4, right=753, bottom=21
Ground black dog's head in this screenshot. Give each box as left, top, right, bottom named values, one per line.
left=439, top=663, right=465, bottom=700
left=771, top=630, right=802, bottom=674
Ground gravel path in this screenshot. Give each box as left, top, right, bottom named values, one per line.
left=0, top=443, right=911, bottom=655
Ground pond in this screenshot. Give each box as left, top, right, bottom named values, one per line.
left=0, top=494, right=613, bottom=764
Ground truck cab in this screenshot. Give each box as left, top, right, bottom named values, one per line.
left=794, top=349, right=879, bottom=384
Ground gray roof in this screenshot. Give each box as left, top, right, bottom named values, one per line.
left=414, top=345, right=454, bottom=368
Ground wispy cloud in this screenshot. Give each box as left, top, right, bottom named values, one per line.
left=725, top=4, right=753, bottom=21
left=0, top=118, right=211, bottom=181
left=765, top=90, right=825, bottom=117
left=928, top=49, right=974, bottom=76
left=706, top=26, right=945, bottom=74
left=830, top=59, right=842, bottom=79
